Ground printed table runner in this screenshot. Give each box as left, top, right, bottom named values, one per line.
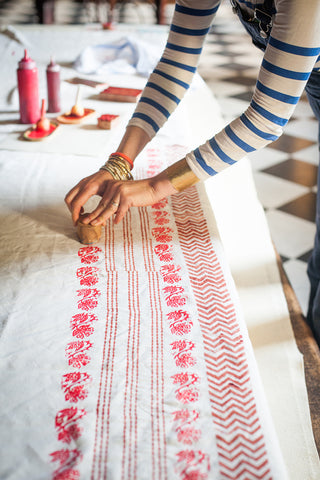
left=0, top=145, right=286, bottom=480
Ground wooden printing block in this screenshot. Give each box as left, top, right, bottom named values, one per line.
left=98, top=86, right=142, bottom=103
left=77, top=216, right=102, bottom=244
left=97, top=114, right=119, bottom=129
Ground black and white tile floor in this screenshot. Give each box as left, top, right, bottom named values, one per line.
left=1, top=0, right=318, bottom=317
left=199, top=3, right=318, bottom=317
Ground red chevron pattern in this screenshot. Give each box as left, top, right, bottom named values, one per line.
left=171, top=187, right=272, bottom=480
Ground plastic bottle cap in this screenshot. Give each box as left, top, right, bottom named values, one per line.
left=47, top=57, right=60, bottom=72
left=18, top=49, right=36, bottom=70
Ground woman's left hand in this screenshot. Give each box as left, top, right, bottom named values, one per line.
left=82, top=171, right=178, bottom=226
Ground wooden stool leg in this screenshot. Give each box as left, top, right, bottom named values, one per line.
left=108, top=0, right=117, bottom=22
left=155, top=0, right=166, bottom=24
left=35, top=0, right=55, bottom=24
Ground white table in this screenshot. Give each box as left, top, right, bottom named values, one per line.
left=0, top=24, right=319, bottom=479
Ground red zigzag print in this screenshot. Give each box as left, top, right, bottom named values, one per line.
left=171, top=187, right=272, bottom=480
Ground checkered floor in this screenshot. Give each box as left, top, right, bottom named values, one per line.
left=1, top=0, right=318, bottom=317
left=199, top=3, right=318, bottom=318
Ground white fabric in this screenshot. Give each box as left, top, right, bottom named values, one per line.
left=0, top=144, right=288, bottom=480
left=74, top=36, right=163, bottom=77
left=0, top=24, right=319, bottom=480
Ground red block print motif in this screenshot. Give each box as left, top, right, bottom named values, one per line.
left=167, top=310, right=193, bottom=336
left=61, top=372, right=92, bottom=403
left=55, top=407, right=86, bottom=444
left=171, top=340, right=196, bottom=368
left=160, top=264, right=182, bottom=284
left=147, top=165, right=159, bottom=177
left=65, top=341, right=93, bottom=368
left=146, top=148, right=162, bottom=178
left=51, top=244, right=101, bottom=479
left=77, top=288, right=100, bottom=311
left=175, top=450, right=210, bottom=480
left=152, top=210, right=170, bottom=225
left=76, top=267, right=99, bottom=286
left=70, top=313, right=98, bottom=339
left=154, top=244, right=173, bottom=263
left=152, top=226, right=173, bottom=243
left=78, top=246, right=102, bottom=264
left=163, top=286, right=186, bottom=308
left=172, top=373, right=200, bottom=404
left=50, top=448, right=82, bottom=480
left=172, top=410, right=201, bottom=445
left=151, top=198, right=168, bottom=210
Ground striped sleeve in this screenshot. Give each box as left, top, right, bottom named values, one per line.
left=128, top=0, right=220, bottom=139
left=186, top=0, right=320, bottom=180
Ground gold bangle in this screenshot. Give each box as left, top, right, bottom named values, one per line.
left=164, top=158, right=199, bottom=192
left=100, top=157, right=133, bottom=181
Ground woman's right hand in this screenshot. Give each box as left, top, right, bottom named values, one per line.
left=64, top=169, right=113, bottom=225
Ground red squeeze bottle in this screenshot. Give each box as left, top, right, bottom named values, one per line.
left=46, top=57, right=61, bottom=113
left=17, top=49, right=40, bottom=124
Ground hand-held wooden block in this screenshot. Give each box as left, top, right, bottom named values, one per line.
left=97, top=114, right=119, bottom=129
left=77, top=216, right=102, bottom=244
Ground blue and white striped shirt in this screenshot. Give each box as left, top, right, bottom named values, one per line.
left=128, top=0, right=320, bottom=180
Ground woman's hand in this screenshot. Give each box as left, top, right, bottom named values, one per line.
left=65, top=169, right=114, bottom=225
left=65, top=157, right=199, bottom=226
left=65, top=169, right=177, bottom=226
left=82, top=171, right=178, bottom=226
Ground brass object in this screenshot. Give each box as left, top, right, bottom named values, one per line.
left=164, top=158, right=199, bottom=192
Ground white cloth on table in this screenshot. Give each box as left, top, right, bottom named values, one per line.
left=0, top=144, right=288, bottom=480
left=73, top=36, right=163, bottom=77
left=0, top=24, right=319, bottom=480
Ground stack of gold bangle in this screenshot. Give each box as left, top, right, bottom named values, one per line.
left=100, top=155, right=133, bottom=181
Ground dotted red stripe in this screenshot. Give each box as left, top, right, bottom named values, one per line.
left=121, top=211, right=141, bottom=480
left=91, top=221, right=118, bottom=480
left=140, top=205, right=168, bottom=480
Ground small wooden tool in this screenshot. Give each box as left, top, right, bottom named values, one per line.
left=71, top=86, right=84, bottom=117
left=97, top=114, right=119, bottom=130
left=37, top=99, right=51, bottom=132
left=77, top=215, right=102, bottom=244
left=57, top=86, right=96, bottom=124
left=23, top=100, right=59, bottom=141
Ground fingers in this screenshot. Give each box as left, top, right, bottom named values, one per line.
left=64, top=171, right=112, bottom=225
left=68, top=188, right=95, bottom=226
left=65, top=173, right=162, bottom=229
left=91, top=197, right=121, bottom=225
left=113, top=203, right=128, bottom=224
left=81, top=195, right=116, bottom=225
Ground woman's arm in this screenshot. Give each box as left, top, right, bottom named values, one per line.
left=65, top=1, right=219, bottom=224
left=66, top=0, right=320, bottom=227
left=185, top=0, right=320, bottom=180
left=128, top=0, right=221, bottom=139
